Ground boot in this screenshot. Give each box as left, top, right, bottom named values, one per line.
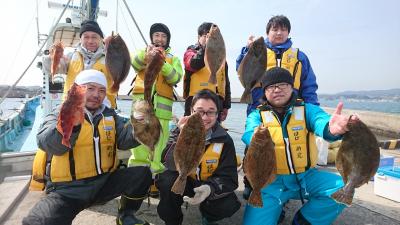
left=117, top=195, right=149, bottom=225
left=292, top=210, right=311, bottom=225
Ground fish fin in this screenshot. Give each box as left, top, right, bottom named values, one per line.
left=331, top=188, right=353, bottom=206
left=171, top=175, right=187, bottom=195
left=61, top=138, right=71, bottom=148
left=240, top=89, right=253, bottom=103
left=248, top=189, right=263, bottom=208
left=111, top=82, right=119, bottom=93
left=208, top=73, right=217, bottom=84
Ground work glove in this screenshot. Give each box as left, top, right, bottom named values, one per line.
left=183, top=185, right=211, bottom=205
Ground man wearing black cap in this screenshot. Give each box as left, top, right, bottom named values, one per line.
left=122, top=23, right=182, bottom=225
left=241, top=67, right=352, bottom=225
left=44, top=20, right=118, bottom=109
left=183, top=22, right=231, bottom=122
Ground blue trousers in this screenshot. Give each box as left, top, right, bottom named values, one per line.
left=243, top=168, right=346, bottom=225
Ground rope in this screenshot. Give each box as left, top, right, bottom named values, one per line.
left=0, top=0, right=73, bottom=106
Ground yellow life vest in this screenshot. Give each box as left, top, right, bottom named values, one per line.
left=29, top=148, right=47, bottom=191
left=266, top=48, right=302, bottom=89
left=64, top=52, right=117, bottom=108
left=260, top=105, right=318, bottom=174
left=30, top=115, right=118, bottom=187
left=187, top=65, right=226, bottom=98
left=132, top=56, right=174, bottom=100
left=189, top=143, right=223, bottom=181
left=250, top=48, right=302, bottom=89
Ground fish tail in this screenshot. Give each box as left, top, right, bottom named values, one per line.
left=111, top=82, right=119, bottom=92
left=240, top=89, right=252, bottom=103
left=61, top=138, right=71, bottom=148
left=208, top=73, right=217, bottom=84
left=331, top=188, right=354, bottom=206
left=248, top=189, right=263, bottom=208
left=171, top=175, right=187, bottom=195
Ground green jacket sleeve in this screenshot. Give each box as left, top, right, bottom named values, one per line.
left=131, top=49, right=146, bottom=72
left=160, top=54, right=183, bottom=86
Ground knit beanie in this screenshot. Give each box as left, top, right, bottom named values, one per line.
left=80, top=20, right=104, bottom=38
left=75, top=69, right=107, bottom=88
left=149, top=23, right=171, bottom=48
left=261, top=67, right=294, bottom=90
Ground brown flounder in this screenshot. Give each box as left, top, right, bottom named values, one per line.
left=171, top=113, right=206, bottom=195
left=57, top=83, right=86, bottom=148
left=144, top=46, right=165, bottom=107
left=244, top=125, right=276, bottom=207
left=238, top=37, right=267, bottom=103
left=205, top=24, right=226, bottom=84
left=332, top=117, right=380, bottom=205
left=104, top=33, right=131, bottom=92
left=130, top=100, right=162, bottom=157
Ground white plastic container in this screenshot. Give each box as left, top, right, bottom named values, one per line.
left=374, top=167, right=400, bottom=202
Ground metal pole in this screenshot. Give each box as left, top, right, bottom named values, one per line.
left=0, top=0, right=73, bottom=105
left=121, top=0, right=148, bottom=46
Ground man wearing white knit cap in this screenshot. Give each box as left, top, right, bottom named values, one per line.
left=74, top=69, right=111, bottom=108
left=25, top=70, right=152, bottom=225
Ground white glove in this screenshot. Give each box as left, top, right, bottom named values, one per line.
left=183, top=185, right=211, bottom=205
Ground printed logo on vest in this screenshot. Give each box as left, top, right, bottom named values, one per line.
left=291, top=126, right=304, bottom=131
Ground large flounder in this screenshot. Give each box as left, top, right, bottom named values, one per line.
left=238, top=37, right=267, bottom=103
left=171, top=113, right=206, bottom=195
left=104, top=33, right=131, bottom=92
left=130, top=100, right=162, bottom=158
left=205, top=24, right=226, bottom=84
left=332, top=117, right=380, bottom=205
left=144, top=46, right=165, bottom=107
left=244, top=125, right=276, bottom=207
left=57, top=83, right=86, bottom=148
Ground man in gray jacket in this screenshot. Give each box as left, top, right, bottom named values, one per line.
left=24, top=70, right=152, bottom=225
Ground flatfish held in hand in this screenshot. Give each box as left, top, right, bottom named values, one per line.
left=144, top=46, right=165, bottom=107
left=105, top=33, right=131, bottom=92
left=205, top=24, right=226, bottom=84
left=50, top=41, right=64, bottom=83
left=332, top=117, right=380, bottom=206
left=57, top=83, right=86, bottom=148
left=171, top=113, right=206, bottom=195
left=244, top=125, right=276, bottom=207
left=130, top=100, right=162, bottom=157
left=238, top=37, right=267, bottom=103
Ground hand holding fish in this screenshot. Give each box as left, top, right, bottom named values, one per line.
left=183, top=184, right=211, bottom=205
left=329, top=102, right=358, bottom=135
left=246, top=35, right=255, bottom=48
left=177, top=116, right=190, bottom=130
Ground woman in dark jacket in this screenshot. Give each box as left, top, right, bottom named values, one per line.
left=156, top=89, right=240, bottom=225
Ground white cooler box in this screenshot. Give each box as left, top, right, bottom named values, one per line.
left=374, top=166, right=400, bottom=202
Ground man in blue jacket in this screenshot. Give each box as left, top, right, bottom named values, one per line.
left=237, top=15, right=319, bottom=210
left=242, top=67, right=351, bottom=225
left=236, top=15, right=319, bottom=115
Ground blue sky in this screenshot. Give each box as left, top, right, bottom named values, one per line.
left=1, top=0, right=399, bottom=97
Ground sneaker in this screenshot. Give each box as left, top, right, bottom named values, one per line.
left=116, top=211, right=149, bottom=225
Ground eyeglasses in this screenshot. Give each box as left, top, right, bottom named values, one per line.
left=193, top=110, right=218, bottom=117
left=265, top=83, right=290, bottom=92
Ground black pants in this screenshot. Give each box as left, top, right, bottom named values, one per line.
left=156, top=170, right=240, bottom=225
left=23, top=166, right=152, bottom=225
